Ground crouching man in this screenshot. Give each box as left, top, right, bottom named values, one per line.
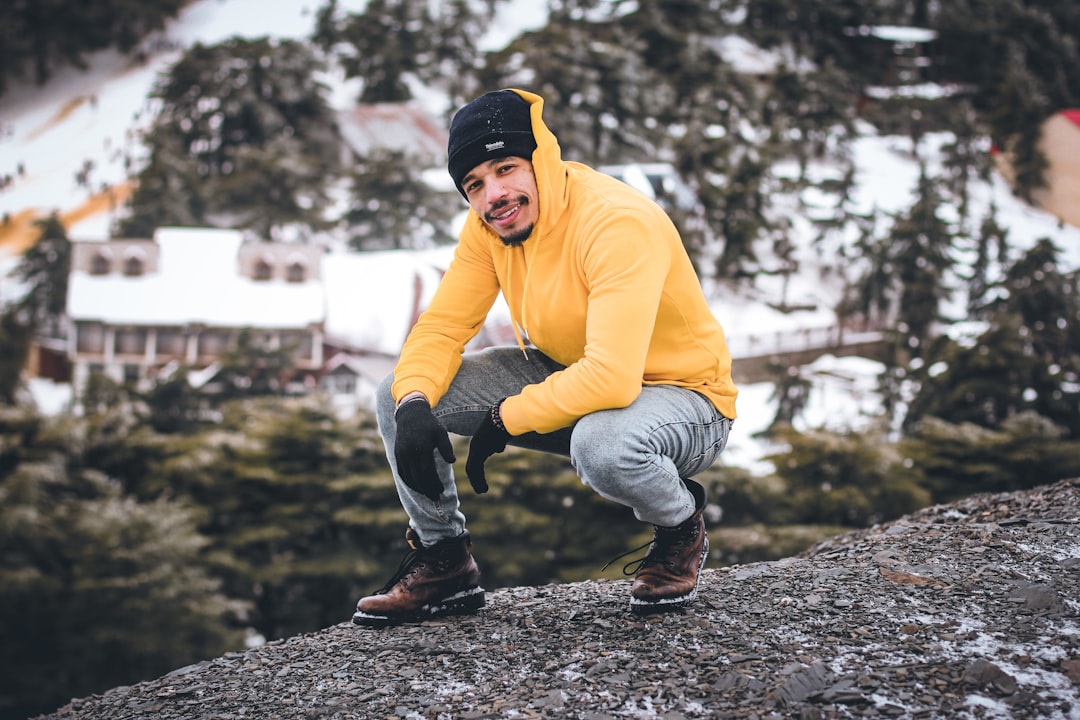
left=353, top=88, right=737, bottom=626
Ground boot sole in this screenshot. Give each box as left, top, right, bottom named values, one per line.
left=630, top=536, right=709, bottom=615
left=352, top=586, right=485, bottom=627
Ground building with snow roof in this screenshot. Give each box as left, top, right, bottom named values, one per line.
left=66, top=227, right=326, bottom=401
left=845, top=24, right=940, bottom=87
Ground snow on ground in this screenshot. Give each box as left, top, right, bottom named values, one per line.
left=721, top=354, right=887, bottom=474
left=0, top=0, right=371, bottom=246
left=3, top=0, right=1080, bottom=473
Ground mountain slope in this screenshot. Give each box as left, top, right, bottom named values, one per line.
left=33, top=479, right=1080, bottom=720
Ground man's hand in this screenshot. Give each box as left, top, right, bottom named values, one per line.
left=394, top=398, right=456, bottom=501
left=465, top=401, right=511, bottom=494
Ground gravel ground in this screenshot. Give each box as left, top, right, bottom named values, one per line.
left=37, top=479, right=1080, bottom=720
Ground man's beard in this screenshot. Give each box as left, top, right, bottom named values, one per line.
left=499, top=224, right=534, bottom=247
left=486, top=195, right=533, bottom=247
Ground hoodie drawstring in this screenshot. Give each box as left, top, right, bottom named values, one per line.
left=505, top=246, right=529, bottom=360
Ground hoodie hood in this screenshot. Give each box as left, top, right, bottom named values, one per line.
left=508, top=88, right=569, bottom=238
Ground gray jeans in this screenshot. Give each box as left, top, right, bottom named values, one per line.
left=376, top=347, right=733, bottom=545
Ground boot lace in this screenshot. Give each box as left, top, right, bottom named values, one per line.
left=602, top=525, right=690, bottom=576
left=374, top=546, right=426, bottom=594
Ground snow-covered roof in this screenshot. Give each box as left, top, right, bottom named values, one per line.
left=862, top=25, right=938, bottom=43
left=320, top=245, right=455, bottom=355
left=322, top=351, right=397, bottom=381
left=67, top=227, right=325, bottom=328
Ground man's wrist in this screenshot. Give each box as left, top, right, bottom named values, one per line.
left=490, top=399, right=508, bottom=433
left=397, top=391, right=428, bottom=409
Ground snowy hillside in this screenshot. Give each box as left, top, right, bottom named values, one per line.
left=2, top=0, right=1079, bottom=473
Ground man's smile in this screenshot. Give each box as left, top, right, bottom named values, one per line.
left=486, top=197, right=528, bottom=228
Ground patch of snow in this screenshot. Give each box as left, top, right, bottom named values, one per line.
left=865, top=25, right=938, bottom=44
left=26, top=378, right=73, bottom=415
left=477, top=1, right=549, bottom=52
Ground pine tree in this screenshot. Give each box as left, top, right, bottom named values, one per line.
left=766, top=59, right=857, bottom=172
left=936, top=0, right=1080, bottom=199
left=939, top=100, right=992, bottom=227
left=142, top=368, right=203, bottom=434
left=991, top=42, right=1051, bottom=203
left=992, top=238, right=1080, bottom=437
left=480, top=8, right=664, bottom=166
left=905, top=238, right=1080, bottom=440
left=313, top=0, right=491, bottom=104
left=0, top=312, right=33, bottom=405
left=965, top=204, right=1009, bottom=317
left=764, top=361, right=812, bottom=433
left=0, top=0, right=185, bottom=95
left=889, top=167, right=955, bottom=356
left=847, top=213, right=894, bottom=329
left=319, top=0, right=426, bottom=102
left=902, top=318, right=1034, bottom=432
left=741, top=0, right=907, bottom=90
left=0, top=215, right=71, bottom=404
left=212, top=328, right=299, bottom=400
left=766, top=424, right=929, bottom=527
left=901, top=412, right=1080, bottom=502
left=712, top=153, right=771, bottom=278
left=155, top=398, right=403, bottom=640
left=845, top=169, right=954, bottom=419
left=344, top=149, right=458, bottom=250
left=10, top=214, right=70, bottom=335
left=118, top=37, right=343, bottom=239
left=0, top=407, right=243, bottom=719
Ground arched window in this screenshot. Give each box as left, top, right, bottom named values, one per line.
left=286, top=260, right=307, bottom=283
left=254, top=256, right=274, bottom=281
left=90, top=252, right=111, bottom=275
left=123, top=249, right=146, bottom=277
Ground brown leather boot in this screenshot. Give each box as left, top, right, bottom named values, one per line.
left=629, top=479, right=709, bottom=614
left=352, top=528, right=484, bottom=627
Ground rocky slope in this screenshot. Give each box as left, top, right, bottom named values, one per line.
left=37, top=479, right=1080, bottom=720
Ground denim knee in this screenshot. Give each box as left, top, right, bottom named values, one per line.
left=569, top=413, right=627, bottom=492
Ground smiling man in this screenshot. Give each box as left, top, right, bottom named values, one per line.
left=461, top=156, right=537, bottom=246
left=352, top=89, right=738, bottom=627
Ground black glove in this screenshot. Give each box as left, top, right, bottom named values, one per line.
left=465, top=401, right=511, bottom=494
left=394, top=398, right=456, bottom=501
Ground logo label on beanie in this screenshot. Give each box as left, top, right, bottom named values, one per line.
left=485, top=141, right=506, bottom=152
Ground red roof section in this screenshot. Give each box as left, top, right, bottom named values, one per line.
left=1062, top=109, right=1080, bottom=128
left=337, top=102, right=448, bottom=161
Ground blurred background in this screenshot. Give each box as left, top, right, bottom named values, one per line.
left=2, top=0, right=1079, bottom=717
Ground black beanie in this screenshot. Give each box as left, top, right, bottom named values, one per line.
left=447, top=90, right=537, bottom=195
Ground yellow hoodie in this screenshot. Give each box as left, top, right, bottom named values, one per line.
left=392, top=89, right=737, bottom=435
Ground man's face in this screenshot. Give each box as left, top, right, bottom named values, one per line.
left=461, top=157, right=539, bottom=247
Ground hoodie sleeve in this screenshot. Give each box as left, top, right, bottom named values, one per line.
left=390, top=224, right=501, bottom=406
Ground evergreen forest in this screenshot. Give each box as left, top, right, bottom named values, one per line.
left=2, top=0, right=1080, bottom=718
